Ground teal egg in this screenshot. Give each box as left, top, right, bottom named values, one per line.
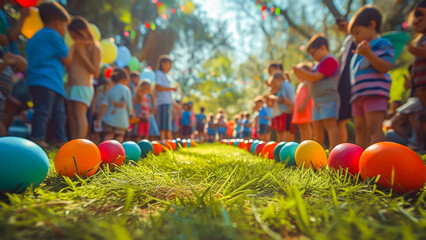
left=273, top=142, right=287, bottom=162
left=138, top=139, right=153, bottom=158
left=122, top=141, right=141, bottom=162
left=0, top=137, right=49, bottom=192
left=251, top=140, right=260, bottom=154
left=233, top=139, right=240, bottom=147
left=186, top=139, right=191, bottom=147
left=279, top=142, right=299, bottom=165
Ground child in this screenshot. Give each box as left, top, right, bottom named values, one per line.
left=226, top=119, right=235, bottom=139
left=91, top=78, right=112, bottom=144
left=293, top=34, right=340, bottom=149
left=96, top=68, right=134, bottom=142
left=26, top=2, right=72, bottom=148
left=348, top=6, right=395, bottom=148
left=205, top=113, right=216, bottom=142
left=256, top=96, right=272, bottom=142
left=235, top=114, right=242, bottom=138
left=129, top=71, right=140, bottom=97
left=196, top=107, right=207, bottom=141
left=155, top=55, right=178, bottom=142
left=268, top=72, right=295, bottom=142
left=292, top=63, right=314, bottom=141
left=135, top=81, right=151, bottom=140
left=215, top=108, right=227, bottom=139
left=181, top=103, right=192, bottom=138
left=67, top=16, right=101, bottom=140
left=242, top=112, right=252, bottom=139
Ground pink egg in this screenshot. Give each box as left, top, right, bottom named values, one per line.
left=328, top=143, right=363, bottom=175
left=98, top=140, right=126, bottom=169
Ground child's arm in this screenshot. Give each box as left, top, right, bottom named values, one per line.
left=408, top=44, right=426, bottom=58
left=293, top=67, right=324, bottom=82
left=75, top=43, right=101, bottom=78
left=355, top=40, right=392, bottom=73
left=61, top=45, right=76, bottom=67
left=155, top=85, right=177, bottom=92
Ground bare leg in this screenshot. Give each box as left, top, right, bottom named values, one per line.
left=299, top=123, right=313, bottom=141
left=284, top=131, right=295, bottom=142
left=67, top=101, right=77, bottom=140
left=73, top=101, right=89, bottom=139
left=115, top=134, right=124, bottom=143
left=337, top=119, right=349, bottom=143
left=166, top=130, right=172, bottom=140
left=365, top=111, right=386, bottom=146
left=103, top=133, right=114, bottom=141
left=322, top=118, right=340, bottom=149
left=354, top=115, right=368, bottom=149
left=313, top=121, right=324, bottom=145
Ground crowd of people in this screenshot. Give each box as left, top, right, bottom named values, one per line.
left=0, top=1, right=426, bottom=152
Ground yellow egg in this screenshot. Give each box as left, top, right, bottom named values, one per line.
left=295, top=140, right=327, bottom=169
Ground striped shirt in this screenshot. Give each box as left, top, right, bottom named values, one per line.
left=350, top=37, right=395, bottom=103
left=412, top=34, right=426, bottom=88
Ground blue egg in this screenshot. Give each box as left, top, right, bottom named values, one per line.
left=138, top=139, right=153, bottom=158
left=0, top=137, right=49, bottom=192
left=233, top=139, right=240, bottom=147
left=122, top=141, right=141, bottom=162
left=279, top=142, right=299, bottom=165
left=273, top=142, right=287, bottom=162
left=251, top=140, right=260, bottom=154
left=186, top=139, right=191, bottom=147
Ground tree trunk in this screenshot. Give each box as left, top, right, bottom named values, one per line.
left=137, top=28, right=175, bottom=70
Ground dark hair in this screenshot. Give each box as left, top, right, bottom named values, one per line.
left=38, top=2, right=70, bottom=25
left=200, top=107, right=205, bottom=112
left=159, top=59, right=171, bottom=71
left=111, top=68, right=128, bottom=83
left=307, top=33, right=329, bottom=51
left=68, top=16, right=93, bottom=40
left=348, top=6, right=382, bottom=33
left=246, top=113, right=250, bottom=118
left=140, top=81, right=151, bottom=87
left=130, top=71, right=140, bottom=78
left=267, top=61, right=283, bottom=73
left=418, top=0, right=426, bottom=8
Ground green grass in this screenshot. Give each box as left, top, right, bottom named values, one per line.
left=0, top=144, right=425, bottom=240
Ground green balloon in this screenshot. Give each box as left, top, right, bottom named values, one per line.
left=129, top=56, right=140, bottom=72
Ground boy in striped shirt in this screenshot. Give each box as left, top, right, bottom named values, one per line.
left=348, top=6, right=395, bottom=149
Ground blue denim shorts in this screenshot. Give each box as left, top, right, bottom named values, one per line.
left=313, top=101, right=338, bottom=121
left=158, top=104, right=172, bottom=131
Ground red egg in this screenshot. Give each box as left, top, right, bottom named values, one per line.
left=261, top=141, right=278, bottom=159
left=255, top=141, right=266, bottom=156
left=359, top=142, right=426, bottom=194
left=229, top=139, right=236, bottom=146
left=328, top=143, right=363, bottom=175
left=98, top=140, right=126, bottom=169
left=246, top=139, right=253, bottom=152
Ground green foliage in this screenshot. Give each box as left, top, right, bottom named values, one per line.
left=0, top=144, right=425, bottom=239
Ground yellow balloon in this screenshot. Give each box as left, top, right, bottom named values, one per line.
left=90, top=23, right=101, bottom=41
left=21, top=7, right=43, bottom=39
left=183, top=1, right=195, bottom=14
left=100, top=39, right=118, bottom=64
left=64, top=31, right=75, bottom=47
left=295, top=140, right=328, bottom=169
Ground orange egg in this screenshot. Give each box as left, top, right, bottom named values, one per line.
left=239, top=140, right=248, bottom=150
left=151, top=141, right=163, bottom=155
left=55, top=139, right=101, bottom=178
left=190, top=141, right=196, bottom=147
left=261, top=141, right=278, bottom=159
left=359, top=142, right=426, bottom=194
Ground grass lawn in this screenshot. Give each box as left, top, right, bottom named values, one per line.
left=0, top=143, right=425, bottom=240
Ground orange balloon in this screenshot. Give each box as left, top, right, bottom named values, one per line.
left=22, top=7, right=43, bottom=39
left=261, top=141, right=278, bottom=159
left=54, top=139, right=101, bottom=178
left=151, top=141, right=163, bottom=155
left=359, top=142, right=426, bottom=194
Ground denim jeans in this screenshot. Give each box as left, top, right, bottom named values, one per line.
left=30, top=86, right=67, bottom=142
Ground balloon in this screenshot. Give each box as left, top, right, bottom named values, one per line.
left=116, top=46, right=132, bottom=67
left=151, top=141, right=163, bottom=155
left=64, top=31, right=75, bottom=47
left=122, top=141, right=141, bottom=162
left=55, top=139, right=101, bottom=178
left=261, top=141, right=278, bottom=159
left=182, top=1, right=195, bottom=14
left=359, top=142, right=426, bottom=194
left=138, top=139, right=153, bottom=158
left=328, top=143, right=363, bottom=175
left=98, top=140, right=126, bottom=168
left=16, top=0, right=38, bottom=7
left=104, top=67, right=114, bottom=78
left=21, top=7, right=43, bottom=39
left=273, top=142, right=286, bottom=162
left=0, top=137, right=49, bottom=192
left=128, top=56, right=140, bottom=71
left=100, top=39, right=118, bottom=64
left=295, top=140, right=327, bottom=169
left=90, top=23, right=101, bottom=41
left=279, top=142, right=299, bottom=165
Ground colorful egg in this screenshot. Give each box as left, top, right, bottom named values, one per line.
left=295, top=140, right=327, bottom=169
left=255, top=141, right=266, bottom=156
left=279, top=142, right=299, bottom=165
left=138, top=139, right=154, bottom=158
left=261, top=141, right=278, bottom=159
left=151, top=141, right=163, bottom=155
left=122, top=141, right=141, bottom=162
left=98, top=140, right=126, bottom=168
left=328, top=143, right=363, bottom=175
left=251, top=140, right=260, bottom=154
left=273, top=142, right=287, bottom=162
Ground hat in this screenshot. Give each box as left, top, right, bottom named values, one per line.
left=156, top=54, right=171, bottom=70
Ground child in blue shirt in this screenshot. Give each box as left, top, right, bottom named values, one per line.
left=205, top=113, right=216, bottom=142
left=96, top=68, right=134, bottom=143
left=255, top=96, right=272, bottom=142
left=26, top=2, right=72, bottom=148
left=181, top=103, right=191, bottom=138
left=242, top=112, right=252, bottom=139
